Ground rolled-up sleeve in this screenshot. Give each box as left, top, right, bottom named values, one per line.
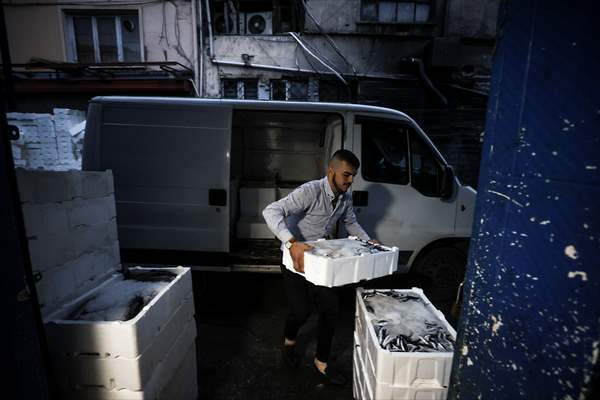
left=262, top=185, right=312, bottom=243
left=342, top=197, right=370, bottom=241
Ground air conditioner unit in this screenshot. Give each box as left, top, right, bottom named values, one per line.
left=214, top=12, right=244, bottom=34
left=245, top=12, right=272, bottom=35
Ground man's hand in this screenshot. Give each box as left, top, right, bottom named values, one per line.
left=290, top=242, right=312, bottom=273
left=367, top=239, right=381, bottom=245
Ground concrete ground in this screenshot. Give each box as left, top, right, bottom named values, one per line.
left=192, top=271, right=457, bottom=400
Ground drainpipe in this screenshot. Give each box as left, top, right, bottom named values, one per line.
left=191, top=0, right=199, bottom=96
left=204, top=0, right=214, bottom=59
left=406, top=57, right=448, bottom=106
left=197, top=0, right=204, bottom=96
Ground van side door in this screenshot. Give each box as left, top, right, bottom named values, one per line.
left=350, top=115, right=455, bottom=270
left=94, top=102, right=232, bottom=253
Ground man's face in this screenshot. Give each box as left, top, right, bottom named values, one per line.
left=329, top=160, right=357, bottom=194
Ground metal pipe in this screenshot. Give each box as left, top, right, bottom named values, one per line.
left=197, top=0, right=204, bottom=96
left=408, top=57, right=448, bottom=106
left=191, top=0, right=199, bottom=96
left=288, top=32, right=347, bottom=85
left=211, top=58, right=416, bottom=81
left=204, top=0, right=214, bottom=59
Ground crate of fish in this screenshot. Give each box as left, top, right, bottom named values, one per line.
left=282, top=237, right=399, bottom=287
left=44, top=267, right=193, bottom=366
left=355, top=288, right=456, bottom=391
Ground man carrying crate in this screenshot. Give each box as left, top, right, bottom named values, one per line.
left=263, top=149, right=378, bottom=386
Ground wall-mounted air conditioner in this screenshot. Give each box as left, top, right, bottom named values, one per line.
left=245, top=12, right=272, bottom=35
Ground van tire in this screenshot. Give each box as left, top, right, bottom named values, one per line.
left=413, top=246, right=466, bottom=303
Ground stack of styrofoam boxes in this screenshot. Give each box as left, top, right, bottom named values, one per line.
left=236, top=185, right=277, bottom=239
left=9, top=108, right=85, bottom=171
left=353, top=288, right=456, bottom=400
left=16, top=169, right=120, bottom=313
left=16, top=170, right=197, bottom=399
left=282, top=237, right=399, bottom=287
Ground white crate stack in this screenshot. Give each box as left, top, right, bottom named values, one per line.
left=353, top=288, right=456, bottom=400
left=17, top=170, right=197, bottom=400
left=282, top=237, right=399, bottom=287
left=10, top=109, right=86, bottom=171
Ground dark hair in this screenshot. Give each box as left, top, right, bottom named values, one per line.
left=330, top=149, right=360, bottom=169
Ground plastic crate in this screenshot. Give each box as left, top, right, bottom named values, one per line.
left=58, top=318, right=197, bottom=399
left=45, top=266, right=192, bottom=359
left=54, top=292, right=194, bottom=390
left=355, top=288, right=456, bottom=389
left=283, top=237, right=399, bottom=287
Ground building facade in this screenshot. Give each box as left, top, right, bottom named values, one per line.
left=2, top=0, right=499, bottom=186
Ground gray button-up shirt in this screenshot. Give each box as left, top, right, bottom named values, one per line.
left=262, top=177, right=370, bottom=245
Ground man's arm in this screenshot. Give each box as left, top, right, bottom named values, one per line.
left=262, top=185, right=314, bottom=273
left=262, top=185, right=312, bottom=243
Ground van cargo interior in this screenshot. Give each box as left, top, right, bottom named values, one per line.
left=229, top=110, right=343, bottom=267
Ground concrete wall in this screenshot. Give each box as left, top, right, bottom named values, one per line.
left=3, top=0, right=194, bottom=68
left=446, top=0, right=500, bottom=38
left=4, top=5, right=66, bottom=63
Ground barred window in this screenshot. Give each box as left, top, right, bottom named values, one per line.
left=360, top=1, right=431, bottom=23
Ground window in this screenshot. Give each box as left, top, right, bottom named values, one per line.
left=360, top=1, right=431, bottom=23
left=410, top=132, right=443, bottom=197
left=221, top=79, right=258, bottom=99
left=269, top=79, right=309, bottom=101
left=66, top=12, right=141, bottom=62
left=359, top=117, right=409, bottom=185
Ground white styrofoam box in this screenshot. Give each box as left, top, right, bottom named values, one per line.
left=354, top=343, right=448, bottom=400
left=157, top=340, right=198, bottom=400
left=239, top=186, right=276, bottom=217
left=353, top=345, right=367, bottom=400
left=54, top=292, right=195, bottom=390
left=68, top=196, right=117, bottom=229
left=36, top=242, right=121, bottom=317
left=355, top=288, right=455, bottom=389
left=21, top=202, right=70, bottom=237
left=59, top=319, right=197, bottom=400
left=44, top=266, right=192, bottom=359
left=283, top=237, right=399, bottom=287
left=236, top=216, right=275, bottom=239
left=28, top=221, right=118, bottom=272
left=18, top=169, right=115, bottom=214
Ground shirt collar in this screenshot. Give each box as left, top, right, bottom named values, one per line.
left=322, top=176, right=337, bottom=201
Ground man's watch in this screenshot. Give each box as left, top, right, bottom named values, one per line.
left=284, top=240, right=294, bottom=249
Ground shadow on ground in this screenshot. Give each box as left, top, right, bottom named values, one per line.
left=192, top=271, right=458, bottom=400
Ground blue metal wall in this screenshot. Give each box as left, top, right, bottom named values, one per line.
left=449, top=1, right=600, bottom=398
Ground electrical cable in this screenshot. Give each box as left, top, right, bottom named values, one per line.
left=298, top=0, right=358, bottom=75
left=288, top=32, right=347, bottom=85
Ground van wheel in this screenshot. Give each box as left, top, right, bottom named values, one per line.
left=413, top=246, right=466, bottom=304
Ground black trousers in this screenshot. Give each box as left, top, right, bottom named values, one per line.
left=280, top=264, right=339, bottom=363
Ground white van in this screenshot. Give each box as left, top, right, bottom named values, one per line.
left=83, top=97, right=476, bottom=292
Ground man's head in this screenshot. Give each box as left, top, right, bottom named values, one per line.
left=327, top=149, right=360, bottom=195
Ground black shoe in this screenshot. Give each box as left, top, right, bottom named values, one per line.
left=315, top=365, right=347, bottom=386
left=282, top=345, right=299, bottom=368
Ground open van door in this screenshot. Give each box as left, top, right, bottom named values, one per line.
left=84, top=99, right=232, bottom=253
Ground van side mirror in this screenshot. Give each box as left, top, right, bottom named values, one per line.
left=440, top=165, right=455, bottom=200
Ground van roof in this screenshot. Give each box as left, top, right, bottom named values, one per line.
left=90, top=96, right=412, bottom=119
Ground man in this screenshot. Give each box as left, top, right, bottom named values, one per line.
left=262, top=149, right=377, bottom=385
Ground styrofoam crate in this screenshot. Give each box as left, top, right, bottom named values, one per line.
left=355, top=288, right=455, bottom=389
left=283, top=237, right=399, bottom=287
left=239, top=187, right=276, bottom=217
left=158, top=343, right=198, bottom=400
left=354, top=343, right=448, bottom=400
left=59, top=318, right=197, bottom=399
left=44, top=266, right=192, bottom=359
left=54, top=292, right=195, bottom=390
left=353, top=346, right=367, bottom=400
left=236, top=216, right=275, bottom=239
